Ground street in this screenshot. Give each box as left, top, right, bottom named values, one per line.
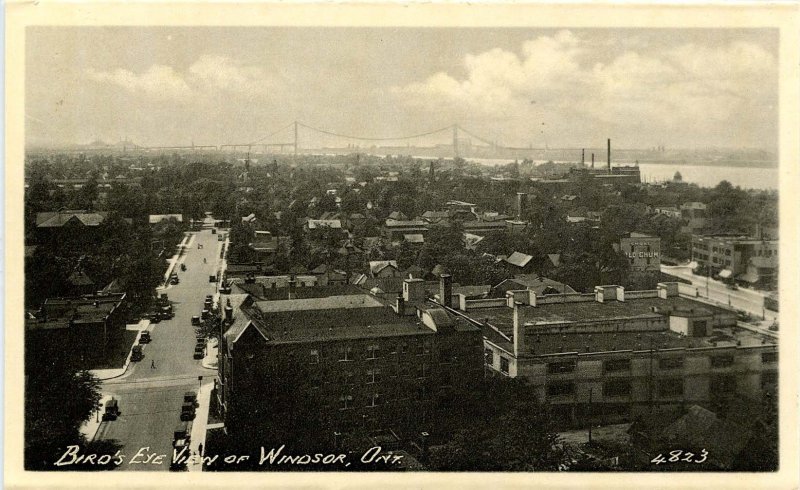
left=94, top=225, right=222, bottom=471
left=661, top=264, right=777, bottom=321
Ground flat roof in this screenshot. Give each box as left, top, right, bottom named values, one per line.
left=475, top=296, right=735, bottom=336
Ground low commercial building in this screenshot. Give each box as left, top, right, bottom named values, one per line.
left=691, top=235, right=778, bottom=288
left=217, top=285, right=484, bottom=439
left=383, top=219, right=428, bottom=241
left=680, top=202, right=707, bottom=234
left=444, top=283, right=776, bottom=425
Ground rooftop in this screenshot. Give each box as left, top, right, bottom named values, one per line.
left=36, top=210, right=108, bottom=228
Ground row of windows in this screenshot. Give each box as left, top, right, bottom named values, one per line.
left=546, top=374, right=775, bottom=399
left=338, top=387, right=434, bottom=409
left=485, top=349, right=511, bottom=374
left=307, top=343, right=434, bottom=363
left=544, top=352, right=775, bottom=374
left=328, top=364, right=436, bottom=385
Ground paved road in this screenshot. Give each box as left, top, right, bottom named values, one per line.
left=95, top=226, right=222, bottom=471
left=661, top=264, right=777, bottom=321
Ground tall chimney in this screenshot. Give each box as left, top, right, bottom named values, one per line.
left=396, top=295, right=405, bottom=316
left=224, top=305, right=233, bottom=322
left=516, top=192, right=527, bottom=220
left=439, top=274, right=453, bottom=308
left=581, top=148, right=585, bottom=165
left=591, top=153, right=595, bottom=169
left=607, top=138, right=611, bottom=174
left=512, top=302, right=525, bottom=357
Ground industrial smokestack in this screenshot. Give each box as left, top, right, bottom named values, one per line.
left=439, top=274, right=453, bottom=308
left=607, top=138, right=611, bottom=174
left=591, top=153, right=595, bottom=169
left=581, top=149, right=585, bottom=165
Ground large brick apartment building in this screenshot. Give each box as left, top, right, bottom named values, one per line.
left=217, top=283, right=483, bottom=440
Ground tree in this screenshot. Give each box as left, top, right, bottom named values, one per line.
left=428, top=377, right=569, bottom=471
left=79, top=171, right=100, bottom=210
left=25, top=341, right=102, bottom=470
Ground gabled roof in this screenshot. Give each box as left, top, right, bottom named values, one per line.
left=384, top=219, right=427, bottom=228
left=67, top=271, right=95, bottom=286
left=403, top=265, right=427, bottom=279
left=504, top=251, right=533, bottom=268
left=36, top=210, right=107, bottom=228
left=369, top=260, right=398, bottom=275
left=497, top=274, right=575, bottom=295
left=547, top=254, right=561, bottom=267
left=388, top=211, right=408, bottom=220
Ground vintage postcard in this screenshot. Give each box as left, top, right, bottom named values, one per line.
left=5, top=2, right=799, bottom=489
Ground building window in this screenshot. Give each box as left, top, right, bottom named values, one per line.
left=603, top=380, right=631, bottom=397
left=368, top=393, right=382, bottom=408
left=710, top=375, right=737, bottom=395
left=658, top=378, right=684, bottom=397
left=500, top=356, right=510, bottom=374
left=659, top=357, right=684, bottom=370
left=604, top=359, right=631, bottom=372
left=484, top=348, right=494, bottom=366
left=366, top=368, right=381, bottom=384
left=415, top=364, right=429, bottom=379
left=339, top=395, right=353, bottom=410
left=762, top=352, right=778, bottom=363
left=389, top=343, right=398, bottom=355
left=366, top=344, right=380, bottom=360
left=339, top=346, right=353, bottom=362
left=309, top=349, right=319, bottom=364
left=711, top=354, right=734, bottom=368
left=342, top=370, right=355, bottom=385
left=400, top=343, right=408, bottom=355
left=547, top=382, right=575, bottom=397
left=548, top=360, right=576, bottom=374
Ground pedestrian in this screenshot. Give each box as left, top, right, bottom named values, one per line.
left=151, top=359, right=156, bottom=369
left=198, top=443, right=204, bottom=456
left=204, top=258, right=207, bottom=264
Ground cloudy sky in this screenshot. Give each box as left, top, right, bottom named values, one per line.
left=26, top=27, right=778, bottom=151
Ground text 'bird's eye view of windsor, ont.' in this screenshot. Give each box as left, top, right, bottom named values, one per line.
left=20, top=22, right=789, bottom=477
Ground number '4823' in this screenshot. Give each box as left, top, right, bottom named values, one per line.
left=651, top=449, right=708, bottom=465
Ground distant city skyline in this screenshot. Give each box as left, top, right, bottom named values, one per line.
left=26, top=27, right=778, bottom=152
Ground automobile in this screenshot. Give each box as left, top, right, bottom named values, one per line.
left=170, top=276, right=180, bottom=285
left=131, top=345, right=144, bottom=362
left=180, top=263, right=187, bottom=272
left=139, top=331, right=152, bottom=344
left=191, top=315, right=201, bottom=326
left=205, top=294, right=213, bottom=301
left=103, top=398, right=120, bottom=421
left=149, top=312, right=162, bottom=323
left=201, top=309, right=209, bottom=320
left=209, top=275, right=217, bottom=283
left=193, top=348, right=205, bottom=359
left=184, top=391, right=198, bottom=407
left=180, top=402, right=196, bottom=421
left=211, top=228, right=217, bottom=234
left=173, top=421, right=192, bottom=449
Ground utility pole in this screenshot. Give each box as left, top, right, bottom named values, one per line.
left=649, top=338, right=655, bottom=413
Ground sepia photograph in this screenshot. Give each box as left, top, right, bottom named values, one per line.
left=5, top=2, right=799, bottom=488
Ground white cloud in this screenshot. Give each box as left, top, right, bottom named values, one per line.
left=87, top=55, right=272, bottom=101
left=87, top=65, right=193, bottom=101
left=391, top=30, right=777, bottom=147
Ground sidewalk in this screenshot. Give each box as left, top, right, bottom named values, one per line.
left=188, top=380, right=215, bottom=472
left=162, top=233, right=194, bottom=288
left=79, top=394, right=114, bottom=442
left=91, top=320, right=150, bottom=381
left=201, top=338, right=218, bottom=370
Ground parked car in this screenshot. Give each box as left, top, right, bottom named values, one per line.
left=180, top=263, right=187, bottom=272
left=139, top=331, right=152, bottom=344
left=180, top=402, right=196, bottom=421
left=149, top=312, right=162, bottom=324
left=131, top=345, right=144, bottom=361
left=209, top=275, right=217, bottom=283
left=193, top=348, right=204, bottom=360
left=172, top=421, right=192, bottom=449
left=170, top=276, right=180, bottom=285
left=103, top=398, right=120, bottom=421
left=191, top=315, right=201, bottom=326
left=184, top=391, right=198, bottom=407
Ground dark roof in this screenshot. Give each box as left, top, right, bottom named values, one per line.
left=384, top=219, right=427, bottom=228
left=240, top=295, right=437, bottom=343
left=67, top=271, right=96, bottom=287
left=496, top=275, right=575, bottom=295
left=452, top=285, right=491, bottom=298
left=369, top=260, right=398, bottom=275
left=27, top=293, right=125, bottom=330
left=36, top=210, right=107, bottom=228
